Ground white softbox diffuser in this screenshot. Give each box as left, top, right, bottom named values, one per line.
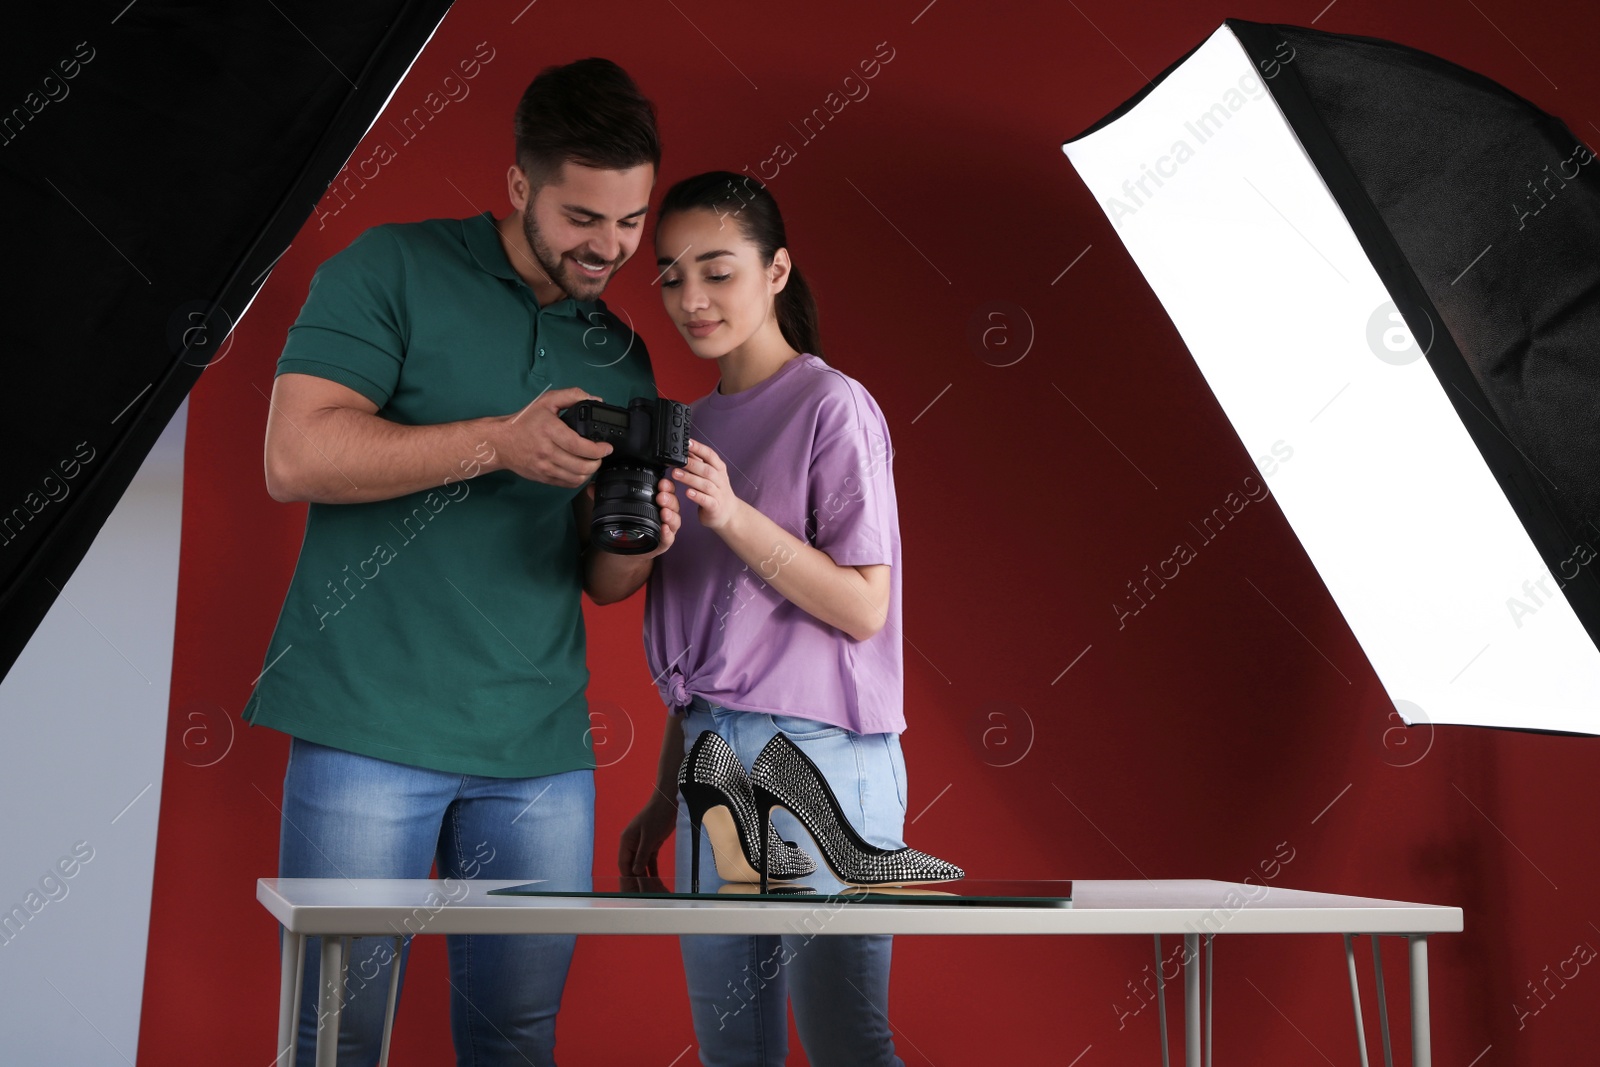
left=1063, top=22, right=1600, bottom=733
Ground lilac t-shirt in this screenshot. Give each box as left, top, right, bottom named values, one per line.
left=643, top=353, right=905, bottom=734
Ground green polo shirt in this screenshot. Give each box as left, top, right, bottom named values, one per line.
left=242, top=212, right=656, bottom=777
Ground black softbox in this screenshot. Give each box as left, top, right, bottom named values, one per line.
left=0, top=1, right=456, bottom=678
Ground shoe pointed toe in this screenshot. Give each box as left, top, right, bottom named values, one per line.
left=747, top=730, right=962, bottom=887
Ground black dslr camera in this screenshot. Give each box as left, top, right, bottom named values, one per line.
left=560, top=396, right=692, bottom=554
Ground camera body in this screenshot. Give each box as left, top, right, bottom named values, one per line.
left=560, top=396, right=692, bottom=554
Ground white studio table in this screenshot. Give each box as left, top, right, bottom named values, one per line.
left=258, top=877, right=1461, bottom=1067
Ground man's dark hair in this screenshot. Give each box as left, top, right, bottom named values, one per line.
left=514, top=58, right=661, bottom=189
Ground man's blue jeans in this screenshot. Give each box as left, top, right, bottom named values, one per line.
left=278, top=737, right=594, bottom=1066
left=674, top=697, right=908, bottom=1067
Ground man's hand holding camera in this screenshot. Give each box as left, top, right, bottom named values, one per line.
left=488, top=386, right=684, bottom=560
left=491, top=386, right=617, bottom=488
left=502, top=389, right=695, bottom=603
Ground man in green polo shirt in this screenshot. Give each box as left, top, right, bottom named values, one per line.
left=244, top=59, right=672, bottom=1066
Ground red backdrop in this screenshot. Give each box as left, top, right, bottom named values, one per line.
left=140, top=0, right=1600, bottom=1063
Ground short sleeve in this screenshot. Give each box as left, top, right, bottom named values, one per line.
left=806, top=386, right=896, bottom=567
left=276, top=226, right=408, bottom=407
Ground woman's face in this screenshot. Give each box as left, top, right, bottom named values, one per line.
left=655, top=207, right=787, bottom=361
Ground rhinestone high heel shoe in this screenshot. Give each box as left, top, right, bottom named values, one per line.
left=679, top=730, right=817, bottom=893
left=749, top=731, right=964, bottom=892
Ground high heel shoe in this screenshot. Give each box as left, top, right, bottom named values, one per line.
left=679, top=730, right=817, bottom=893
left=749, top=731, right=964, bottom=893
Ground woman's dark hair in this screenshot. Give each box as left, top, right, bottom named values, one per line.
left=514, top=58, right=661, bottom=189
left=656, top=171, right=824, bottom=360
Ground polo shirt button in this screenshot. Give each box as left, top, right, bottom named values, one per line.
left=537, top=348, right=545, bottom=358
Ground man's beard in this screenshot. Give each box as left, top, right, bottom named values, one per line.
left=521, top=206, right=613, bottom=301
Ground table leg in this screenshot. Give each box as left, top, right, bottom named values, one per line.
left=316, top=935, right=347, bottom=1067
left=378, top=936, right=403, bottom=1067
left=276, top=929, right=303, bottom=1067
left=1409, top=935, right=1431, bottom=1067
left=1184, top=934, right=1200, bottom=1067
left=1204, top=935, right=1213, bottom=1067
left=1155, top=935, right=1170, bottom=1067
left=1345, top=934, right=1370, bottom=1066
left=1371, top=934, right=1394, bottom=1067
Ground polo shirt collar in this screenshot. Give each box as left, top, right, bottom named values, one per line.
left=462, top=211, right=601, bottom=319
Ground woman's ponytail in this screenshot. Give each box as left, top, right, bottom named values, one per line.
left=774, top=262, right=822, bottom=359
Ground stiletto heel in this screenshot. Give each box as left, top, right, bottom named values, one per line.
left=758, top=802, right=772, bottom=895
left=687, top=804, right=705, bottom=894
left=678, top=731, right=816, bottom=891
left=750, top=732, right=964, bottom=886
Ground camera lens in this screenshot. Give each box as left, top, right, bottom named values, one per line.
left=591, top=461, right=661, bottom=554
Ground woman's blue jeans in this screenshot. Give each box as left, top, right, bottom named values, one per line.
left=278, top=737, right=594, bottom=1066
left=674, top=697, right=909, bottom=1067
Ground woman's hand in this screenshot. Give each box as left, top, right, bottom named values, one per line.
left=602, top=475, right=680, bottom=559
left=672, top=439, right=743, bottom=533
left=645, top=476, right=682, bottom=557
left=618, top=794, right=678, bottom=878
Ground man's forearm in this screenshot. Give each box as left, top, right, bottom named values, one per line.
left=585, top=549, right=653, bottom=605
left=267, top=406, right=503, bottom=505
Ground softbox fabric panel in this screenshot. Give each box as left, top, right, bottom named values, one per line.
left=0, top=1, right=454, bottom=678
left=1063, top=22, right=1600, bottom=733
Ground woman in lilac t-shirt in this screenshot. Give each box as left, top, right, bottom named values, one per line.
left=618, top=172, right=914, bottom=1067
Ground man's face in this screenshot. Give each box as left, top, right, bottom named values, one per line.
left=519, top=160, right=653, bottom=301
